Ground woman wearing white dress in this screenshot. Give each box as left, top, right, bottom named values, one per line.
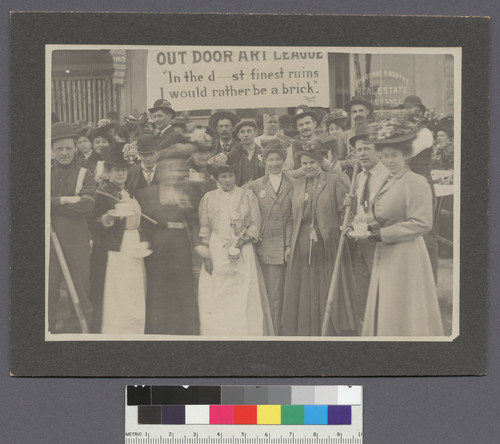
left=89, top=145, right=147, bottom=334
left=197, top=156, right=274, bottom=336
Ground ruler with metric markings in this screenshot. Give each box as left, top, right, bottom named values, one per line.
left=125, top=385, right=363, bottom=444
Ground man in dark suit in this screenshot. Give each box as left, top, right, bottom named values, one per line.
left=208, top=111, right=240, bottom=154
left=49, top=122, right=96, bottom=333
left=125, top=134, right=160, bottom=195
left=227, top=119, right=265, bottom=186
left=148, top=98, right=185, bottom=150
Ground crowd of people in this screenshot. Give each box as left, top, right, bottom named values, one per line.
left=49, top=94, right=454, bottom=337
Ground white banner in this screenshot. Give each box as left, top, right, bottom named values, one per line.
left=146, top=46, right=330, bottom=111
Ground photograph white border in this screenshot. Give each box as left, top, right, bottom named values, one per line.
left=45, top=44, right=461, bottom=342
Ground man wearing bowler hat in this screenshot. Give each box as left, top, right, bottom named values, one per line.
left=148, top=98, right=185, bottom=150
left=126, top=134, right=160, bottom=195
left=208, top=111, right=240, bottom=154
left=341, top=95, right=374, bottom=176
left=49, top=122, right=96, bottom=333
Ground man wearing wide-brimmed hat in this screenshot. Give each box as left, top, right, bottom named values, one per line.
left=208, top=110, right=240, bottom=155
left=148, top=98, right=185, bottom=150
left=126, top=133, right=160, bottom=195
left=49, top=122, right=96, bottom=333
left=289, top=105, right=320, bottom=169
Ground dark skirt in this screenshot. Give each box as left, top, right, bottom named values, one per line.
left=281, top=222, right=336, bottom=336
left=145, top=227, right=200, bottom=335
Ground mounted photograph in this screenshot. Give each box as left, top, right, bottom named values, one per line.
left=10, top=13, right=487, bottom=376
left=46, top=45, right=460, bottom=342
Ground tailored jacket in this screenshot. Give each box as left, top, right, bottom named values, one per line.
left=214, top=138, right=239, bottom=155
left=362, top=167, right=442, bottom=336
left=227, top=143, right=266, bottom=186
left=126, top=162, right=159, bottom=195
left=248, top=174, right=294, bottom=265
left=155, top=126, right=185, bottom=151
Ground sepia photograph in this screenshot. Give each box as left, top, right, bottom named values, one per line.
left=46, top=45, right=460, bottom=342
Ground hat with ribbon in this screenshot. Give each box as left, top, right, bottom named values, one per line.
left=345, top=95, right=374, bottom=115
left=290, top=105, right=319, bottom=126
left=206, top=152, right=238, bottom=178
left=368, top=112, right=420, bottom=145
left=294, top=138, right=329, bottom=162
left=87, top=118, right=120, bottom=140
left=322, top=109, right=350, bottom=128
left=106, top=144, right=129, bottom=169
left=148, top=98, right=176, bottom=117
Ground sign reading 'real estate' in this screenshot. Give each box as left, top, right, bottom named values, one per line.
left=146, top=46, right=330, bottom=111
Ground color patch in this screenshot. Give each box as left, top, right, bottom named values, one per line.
left=244, top=386, right=268, bottom=405
left=210, top=405, right=234, bottom=424
left=281, top=405, right=304, bottom=425
left=304, top=405, right=328, bottom=425
left=257, top=405, right=281, bottom=424
left=268, top=386, right=291, bottom=405
left=337, top=386, right=362, bottom=405
left=138, top=405, right=162, bottom=424
left=127, top=386, right=151, bottom=405
left=221, top=386, right=245, bottom=405
left=185, top=405, right=210, bottom=424
left=328, top=405, right=352, bottom=425
left=291, top=386, right=315, bottom=405
left=152, top=386, right=221, bottom=405
left=162, top=405, right=185, bottom=424
left=314, top=386, right=337, bottom=405
left=234, top=405, right=257, bottom=424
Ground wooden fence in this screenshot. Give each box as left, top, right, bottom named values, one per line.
left=51, top=77, right=121, bottom=124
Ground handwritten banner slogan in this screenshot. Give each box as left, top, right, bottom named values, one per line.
left=146, top=47, right=330, bottom=111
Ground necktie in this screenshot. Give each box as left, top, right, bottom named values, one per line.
left=145, top=169, right=153, bottom=185
left=362, top=170, right=371, bottom=213
left=222, top=143, right=229, bottom=153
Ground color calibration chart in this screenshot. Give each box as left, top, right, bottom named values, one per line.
left=125, top=385, right=363, bottom=444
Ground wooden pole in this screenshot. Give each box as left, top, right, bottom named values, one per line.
left=50, top=225, right=89, bottom=334
left=95, top=190, right=158, bottom=225
left=321, top=161, right=360, bottom=336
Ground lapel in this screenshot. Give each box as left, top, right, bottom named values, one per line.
left=313, top=172, right=328, bottom=206
left=295, top=177, right=307, bottom=224
left=371, top=169, right=390, bottom=200
left=277, top=174, right=293, bottom=201
left=263, top=175, right=277, bottom=200
left=376, top=167, right=409, bottom=197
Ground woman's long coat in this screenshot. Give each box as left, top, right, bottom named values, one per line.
left=282, top=171, right=356, bottom=334
left=362, top=168, right=444, bottom=336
